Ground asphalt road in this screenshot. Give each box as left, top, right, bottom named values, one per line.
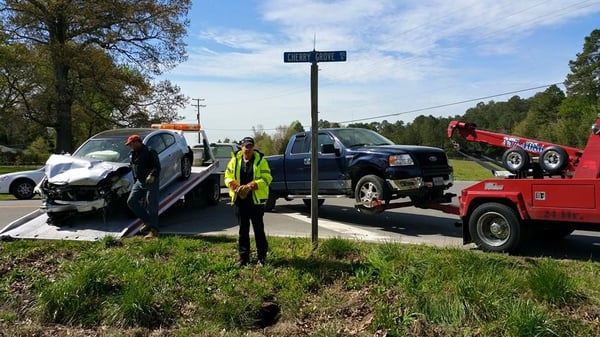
left=2, top=181, right=600, bottom=261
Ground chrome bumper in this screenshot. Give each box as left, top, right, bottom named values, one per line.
left=387, top=174, right=453, bottom=192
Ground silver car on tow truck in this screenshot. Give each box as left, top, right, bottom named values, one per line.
left=35, top=128, right=193, bottom=225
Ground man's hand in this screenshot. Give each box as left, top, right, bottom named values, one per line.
left=235, top=184, right=252, bottom=199
left=229, top=180, right=240, bottom=191
left=146, top=175, right=155, bottom=184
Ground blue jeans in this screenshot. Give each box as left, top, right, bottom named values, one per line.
left=127, top=179, right=159, bottom=231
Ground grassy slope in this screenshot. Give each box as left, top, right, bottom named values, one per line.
left=1, top=161, right=599, bottom=336
left=0, top=237, right=598, bottom=336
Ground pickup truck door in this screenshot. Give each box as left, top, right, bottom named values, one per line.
left=284, top=133, right=346, bottom=194
left=284, top=134, right=311, bottom=192
left=315, top=132, right=347, bottom=193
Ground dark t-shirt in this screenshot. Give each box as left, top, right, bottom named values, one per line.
left=130, top=145, right=161, bottom=183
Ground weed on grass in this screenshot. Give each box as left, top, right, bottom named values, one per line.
left=528, top=258, right=579, bottom=306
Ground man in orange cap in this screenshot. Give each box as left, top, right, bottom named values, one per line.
left=125, top=134, right=161, bottom=239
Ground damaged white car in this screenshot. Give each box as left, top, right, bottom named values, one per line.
left=35, top=128, right=193, bottom=225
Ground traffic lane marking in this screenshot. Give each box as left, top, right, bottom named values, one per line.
left=281, top=212, right=401, bottom=243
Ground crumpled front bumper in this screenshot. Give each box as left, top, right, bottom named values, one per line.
left=39, top=198, right=109, bottom=214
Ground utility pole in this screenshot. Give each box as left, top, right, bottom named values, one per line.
left=191, top=98, right=206, bottom=143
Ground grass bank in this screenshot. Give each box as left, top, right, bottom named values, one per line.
left=0, top=236, right=599, bottom=336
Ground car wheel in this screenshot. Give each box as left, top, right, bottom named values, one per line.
left=180, top=156, right=192, bottom=180
left=11, top=178, right=36, bottom=200
left=539, top=146, right=568, bottom=175
left=302, top=198, right=325, bottom=209
left=204, top=177, right=221, bottom=205
left=355, top=175, right=387, bottom=215
left=468, top=202, right=524, bottom=253
left=501, top=147, right=529, bottom=173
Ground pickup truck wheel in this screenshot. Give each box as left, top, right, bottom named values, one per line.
left=539, top=146, right=568, bottom=175
left=355, top=175, right=387, bottom=215
left=469, top=202, right=524, bottom=253
left=501, top=147, right=529, bottom=173
left=11, top=178, right=36, bottom=200
left=302, top=198, right=325, bottom=209
left=180, top=156, right=192, bottom=180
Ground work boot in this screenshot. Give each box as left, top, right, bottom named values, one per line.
left=139, top=224, right=150, bottom=234
left=236, top=258, right=249, bottom=267
left=144, top=228, right=159, bottom=239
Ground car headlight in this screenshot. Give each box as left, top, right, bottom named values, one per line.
left=0, top=175, right=7, bottom=183
left=389, top=154, right=414, bottom=166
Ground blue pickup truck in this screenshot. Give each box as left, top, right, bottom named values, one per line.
left=265, top=128, right=454, bottom=214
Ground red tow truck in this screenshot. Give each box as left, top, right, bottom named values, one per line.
left=447, top=114, right=600, bottom=253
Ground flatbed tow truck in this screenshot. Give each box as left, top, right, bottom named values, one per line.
left=0, top=124, right=220, bottom=242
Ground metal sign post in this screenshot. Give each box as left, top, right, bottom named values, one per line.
left=283, top=49, right=347, bottom=249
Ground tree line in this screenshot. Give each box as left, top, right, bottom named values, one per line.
left=0, top=1, right=598, bottom=164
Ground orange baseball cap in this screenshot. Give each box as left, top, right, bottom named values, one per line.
left=125, top=134, right=142, bottom=145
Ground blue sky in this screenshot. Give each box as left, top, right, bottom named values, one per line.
left=161, top=0, right=600, bottom=143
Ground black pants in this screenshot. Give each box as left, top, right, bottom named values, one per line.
left=235, top=202, right=268, bottom=261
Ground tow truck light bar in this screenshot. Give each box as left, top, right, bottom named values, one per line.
left=150, top=123, right=201, bottom=131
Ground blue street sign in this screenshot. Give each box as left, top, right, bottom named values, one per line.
left=284, top=50, right=347, bottom=63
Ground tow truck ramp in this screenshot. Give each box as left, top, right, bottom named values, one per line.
left=0, top=164, right=218, bottom=242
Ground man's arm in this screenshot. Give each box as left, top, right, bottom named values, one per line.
left=149, top=149, right=161, bottom=178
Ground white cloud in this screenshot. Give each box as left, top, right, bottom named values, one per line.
left=160, top=0, right=600, bottom=141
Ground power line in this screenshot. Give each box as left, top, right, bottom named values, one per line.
left=335, top=82, right=565, bottom=124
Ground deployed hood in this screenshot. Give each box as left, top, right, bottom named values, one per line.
left=43, top=154, right=131, bottom=186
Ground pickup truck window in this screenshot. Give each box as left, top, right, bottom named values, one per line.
left=290, top=134, right=335, bottom=154
left=290, top=135, right=308, bottom=154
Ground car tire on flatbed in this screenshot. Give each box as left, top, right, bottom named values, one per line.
left=204, top=177, right=221, bottom=205
left=180, top=156, right=192, bottom=180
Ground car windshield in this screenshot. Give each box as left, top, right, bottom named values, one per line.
left=330, top=128, right=394, bottom=148
left=73, top=138, right=131, bottom=163
left=211, top=145, right=238, bottom=158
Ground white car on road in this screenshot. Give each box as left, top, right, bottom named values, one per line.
left=0, top=167, right=46, bottom=199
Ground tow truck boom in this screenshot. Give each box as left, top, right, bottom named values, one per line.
left=448, top=120, right=583, bottom=177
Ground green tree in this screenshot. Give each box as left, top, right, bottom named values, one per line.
left=513, top=85, right=565, bottom=141
left=318, top=119, right=341, bottom=128
left=271, top=120, right=305, bottom=155
left=1, top=0, right=191, bottom=153
left=558, top=29, right=600, bottom=148
left=0, top=40, right=50, bottom=149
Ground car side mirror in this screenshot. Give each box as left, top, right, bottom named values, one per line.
left=321, top=144, right=340, bottom=156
